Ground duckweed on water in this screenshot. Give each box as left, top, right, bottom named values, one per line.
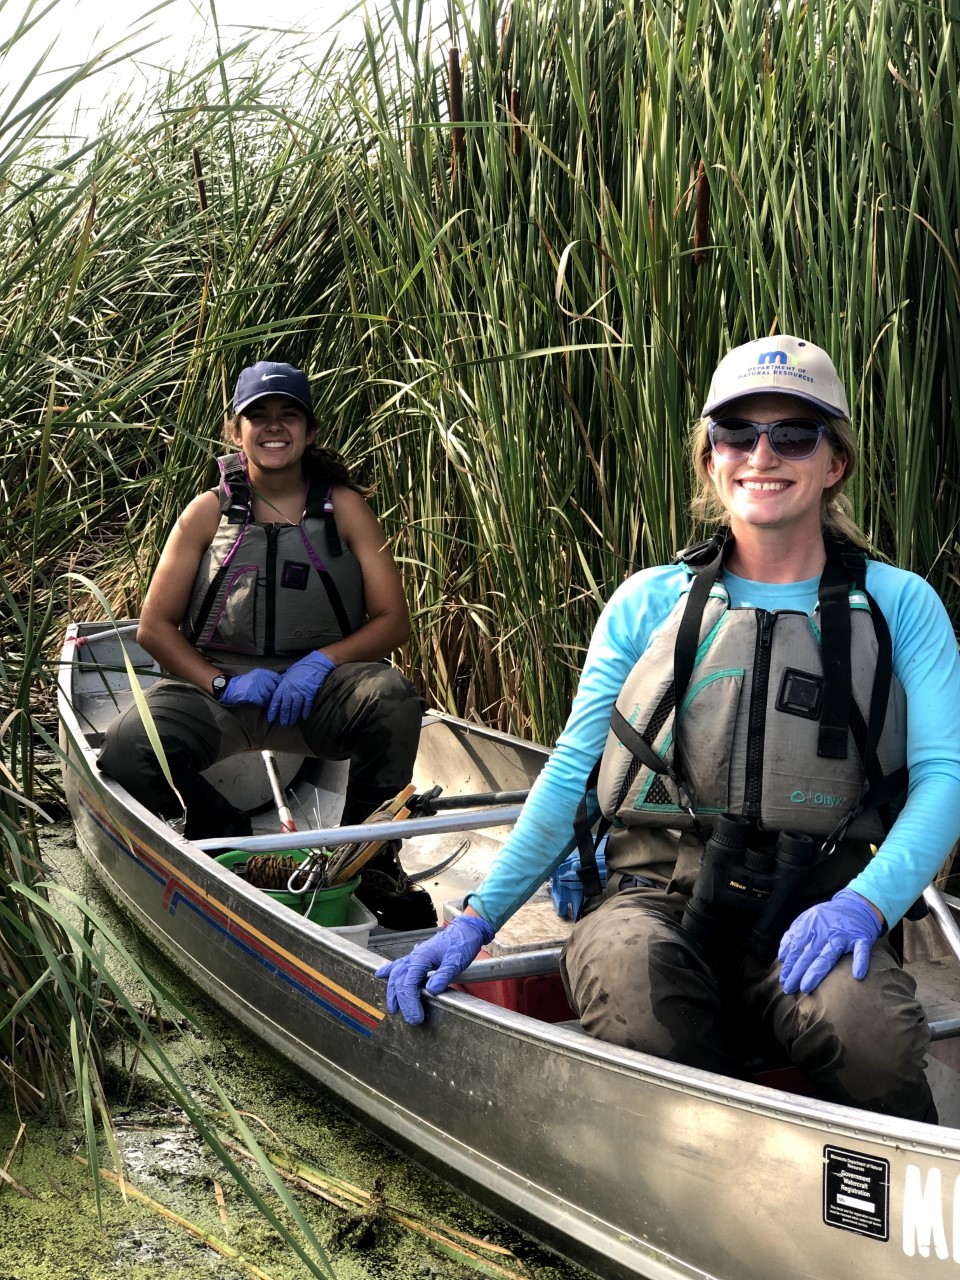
left=0, top=826, right=589, bottom=1280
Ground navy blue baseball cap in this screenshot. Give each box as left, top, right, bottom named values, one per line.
left=233, top=361, right=313, bottom=414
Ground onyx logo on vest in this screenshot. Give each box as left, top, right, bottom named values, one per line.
left=789, top=788, right=848, bottom=808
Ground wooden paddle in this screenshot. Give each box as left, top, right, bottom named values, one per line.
left=325, top=784, right=416, bottom=886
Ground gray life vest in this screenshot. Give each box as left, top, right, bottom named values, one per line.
left=596, top=577, right=906, bottom=844
left=575, top=531, right=909, bottom=902
left=184, top=453, right=366, bottom=660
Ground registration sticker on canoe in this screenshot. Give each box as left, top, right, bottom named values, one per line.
left=823, top=1146, right=889, bottom=1240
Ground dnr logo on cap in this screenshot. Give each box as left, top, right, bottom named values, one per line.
left=757, top=350, right=801, bottom=367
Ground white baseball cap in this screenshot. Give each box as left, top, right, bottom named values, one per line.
left=701, top=336, right=850, bottom=419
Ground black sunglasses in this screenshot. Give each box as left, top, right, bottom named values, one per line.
left=708, top=416, right=833, bottom=461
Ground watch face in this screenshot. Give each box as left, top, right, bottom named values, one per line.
left=212, top=675, right=228, bottom=699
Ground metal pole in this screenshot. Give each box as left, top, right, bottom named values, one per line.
left=195, top=805, right=524, bottom=854
left=261, top=750, right=297, bottom=832
left=922, top=884, right=960, bottom=966
left=74, top=622, right=140, bottom=647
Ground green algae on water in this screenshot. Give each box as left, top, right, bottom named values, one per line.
left=1, top=825, right=590, bottom=1280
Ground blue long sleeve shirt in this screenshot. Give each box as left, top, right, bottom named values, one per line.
left=468, top=560, right=960, bottom=930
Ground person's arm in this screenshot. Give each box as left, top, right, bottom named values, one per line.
left=466, top=565, right=687, bottom=927
left=780, top=565, right=960, bottom=994
left=314, top=487, right=410, bottom=665
left=136, top=492, right=226, bottom=691
left=846, top=564, right=960, bottom=924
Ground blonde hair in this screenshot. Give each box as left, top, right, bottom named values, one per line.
left=689, top=412, right=868, bottom=550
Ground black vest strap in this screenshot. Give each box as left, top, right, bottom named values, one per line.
left=304, top=480, right=344, bottom=557
left=315, top=565, right=353, bottom=639
left=816, top=556, right=855, bottom=759
left=611, top=707, right=675, bottom=777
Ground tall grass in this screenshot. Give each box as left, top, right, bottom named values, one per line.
left=333, top=0, right=960, bottom=730
left=4, top=0, right=957, bottom=741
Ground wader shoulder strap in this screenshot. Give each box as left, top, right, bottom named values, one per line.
left=818, top=547, right=904, bottom=847
left=573, top=760, right=607, bottom=900
left=219, top=453, right=253, bottom=524
left=673, top=543, right=724, bottom=708
left=670, top=530, right=728, bottom=823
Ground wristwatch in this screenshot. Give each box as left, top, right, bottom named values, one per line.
left=211, top=674, right=229, bottom=701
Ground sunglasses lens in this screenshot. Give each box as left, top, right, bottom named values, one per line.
left=710, top=418, right=825, bottom=460
left=769, top=420, right=824, bottom=459
left=710, top=420, right=762, bottom=458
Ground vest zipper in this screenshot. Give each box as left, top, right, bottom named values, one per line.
left=745, top=610, right=776, bottom=817
left=265, top=526, right=278, bottom=656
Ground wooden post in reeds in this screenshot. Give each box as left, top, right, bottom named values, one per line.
left=449, top=47, right=465, bottom=180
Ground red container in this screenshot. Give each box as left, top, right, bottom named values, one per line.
left=454, top=953, right=576, bottom=1023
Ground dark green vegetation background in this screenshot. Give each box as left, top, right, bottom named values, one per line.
left=5, top=0, right=959, bottom=747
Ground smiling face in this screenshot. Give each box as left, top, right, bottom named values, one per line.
left=230, top=394, right=315, bottom=474
left=705, top=392, right=847, bottom=541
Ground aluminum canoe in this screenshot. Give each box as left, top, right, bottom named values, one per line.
left=57, top=621, right=960, bottom=1280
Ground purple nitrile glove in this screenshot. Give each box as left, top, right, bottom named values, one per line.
left=778, top=889, right=883, bottom=996
left=375, top=913, right=496, bottom=1025
left=267, top=651, right=337, bottom=726
left=218, top=667, right=282, bottom=708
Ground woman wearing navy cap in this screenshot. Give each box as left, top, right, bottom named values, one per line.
left=378, top=336, right=960, bottom=1120
left=99, top=360, right=435, bottom=930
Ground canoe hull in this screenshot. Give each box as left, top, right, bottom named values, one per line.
left=58, top=625, right=960, bottom=1280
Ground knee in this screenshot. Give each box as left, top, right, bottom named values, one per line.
left=98, top=712, right=152, bottom=783
left=98, top=688, right=219, bottom=785
left=339, top=664, right=422, bottom=736
left=563, top=907, right=715, bottom=1057
left=372, top=666, right=422, bottom=724
left=793, top=959, right=929, bottom=1083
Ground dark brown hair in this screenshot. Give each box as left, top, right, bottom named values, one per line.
left=224, top=411, right=368, bottom=495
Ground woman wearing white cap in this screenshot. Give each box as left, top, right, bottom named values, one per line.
left=99, top=360, right=436, bottom=930
left=378, top=336, right=960, bottom=1120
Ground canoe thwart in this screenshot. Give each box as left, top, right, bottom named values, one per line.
left=194, top=805, right=524, bottom=855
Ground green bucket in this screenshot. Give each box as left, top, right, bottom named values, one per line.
left=215, top=848, right=359, bottom=927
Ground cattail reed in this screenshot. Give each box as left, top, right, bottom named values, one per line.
left=192, top=147, right=208, bottom=212
left=449, top=47, right=465, bottom=173
left=693, top=160, right=709, bottom=269
left=510, top=86, right=522, bottom=157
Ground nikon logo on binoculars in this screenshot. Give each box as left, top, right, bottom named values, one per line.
left=790, top=788, right=847, bottom=808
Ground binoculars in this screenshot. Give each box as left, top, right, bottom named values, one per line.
left=681, top=814, right=816, bottom=959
